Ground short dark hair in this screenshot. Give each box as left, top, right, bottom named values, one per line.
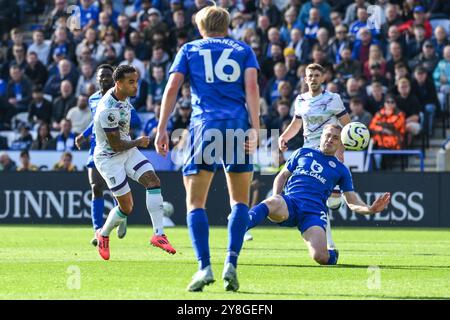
left=97, top=64, right=114, bottom=73
left=350, top=97, right=363, bottom=105
left=32, top=84, right=43, bottom=93
left=113, top=65, right=137, bottom=82
left=20, top=150, right=29, bottom=158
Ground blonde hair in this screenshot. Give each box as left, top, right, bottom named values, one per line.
left=195, top=5, right=230, bottom=36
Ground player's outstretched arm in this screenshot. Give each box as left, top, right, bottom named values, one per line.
left=273, top=167, right=292, bottom=195
left=278, top=117, right=302, bottom=151
left=343, top=191, right=391, bottom=215
left=155, top=72, right=185, bottom=156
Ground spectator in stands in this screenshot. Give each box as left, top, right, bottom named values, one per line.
left=395, top=77, right=422, bottom=144
left=143, top=8, right=169, bottom=48
left=10, top=123, right=33, bottom=151
left=299, top=7, right=330, bottom=41
left=406, top=24, right=427, bottom=59
left=287, top=28, right=311, bottom=65
left=27, top=30, right=50, bottom=65
left=99, top=45, right=119, bottom=67
left=341, top=77, right=367, bottom=110
left=52, top=118, right=76, bottom=151
left=47, top=27, right=76, bottom=65
left=79, top=0, right=99, bottom=32
left=230, top=11, right=248, bottom=41
left=97, top=11, right=113, bottom=34
left=0, top=152, right=17, bottom=171
left=7, top=28, right=27, bottom=63
left=344, top=0, right=368, bottom=27
left=135, top=0, right=153, bottom=30
left=398, top=6, right=432, bottom=39
left=258, top=0, right=282, bottom=27
left=389, top=61, right=410, bottom=93
left=117, top=14, right=136, bottom=47
left=329, top=24, right=351, bottom=64
left=75, top=28, right=99, bottom=61
left=384, top=3, right=403, bottom=30
left=269, top=99, right=292, bottom=131
left=146, top=65, right=167, bottom=112
left=385, top=26, right=406, bottom=56
left=51, top=80, right=76, bottom=130
left=366, top=81, right=385, bottom=115
left=432, top=26, right=449, bottom=60
left=53, top=151, right=76, bottom=172
left=172, top=99, right=192, bottom=132
left=329, top=10, right=343, bottom=32
left=265, top=62, right=289, bottom=107
left=369, top=94, right=406, bottom=151
left=256, top=14, right=270, bottom=45
left=280, top=6, right=300, bottom=44
left=350, top=7, right=378, bottom=40
left=7, top=65, right=32, bottom=113
left=43, top=0, right=69, bottom=38
left=367, top=62, right=389, bottom=88
left=386, top=41, right=407, bottom=81
left=168, top=9, right=190, bottom=49
left=129, top=31, right=151, bottom=63
left=75, top=63, right=96, bottom=96
left=412, top=66, right=440, bottom=137
left=77, top=47, right=98, bottom=70
left=409, top=40, right=440, bottom=75
left=8, top=44, right=27, bottom=72
left=284, top=48, right=300, bottom=87
left=28, top=85, right=52, bottom=128
left=433, top=45, right=450, bottom=112
left=335, top=46, right=362, bottom=81
left=298, top=0, right=331, bottom=27
left=24, top=52, right=48, bottom=87
left=352, top=27, right=381, bottom=66
left=148, top=45, right=172, bottom=80
left=364, top=44, right=386, bottom=81
left=44, top=59, right=78, bottom=99
left=17, top=150, right=38, bottom=172
left=428, top=0, right=450, bottom=20
left=96, top=27, right=122, bottom=62
left=119, top=47, right=147, bottom=81
left=349, top=96, right=372, bottom=127
left=66, top=94, right=92, bottom=135
left=31, top=122, right=55, bottom=150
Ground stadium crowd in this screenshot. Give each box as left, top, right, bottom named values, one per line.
left=0, top=0, right=450, bottom=172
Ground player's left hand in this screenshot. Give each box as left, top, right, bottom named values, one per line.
left=369, top=192, right=391, bottom=214
left=75, top=134, right=85, bottom=150
left=245, top=128, right=258, bottom=154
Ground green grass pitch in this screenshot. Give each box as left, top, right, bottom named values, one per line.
left=0, top=225, right=449, bottom=300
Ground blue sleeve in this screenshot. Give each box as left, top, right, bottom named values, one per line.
left=82, top=120, right=94, bottom=138
left=338, top=166, right=354, bottom=192
left=169, top=45, right=188, bottom=76
left=130, top=108, right=142, bottom=129
left=285, top=149, right=302, bottom=173
left=244, top=46, right=260, bottom=70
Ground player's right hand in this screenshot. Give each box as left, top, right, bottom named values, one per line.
left=75, top=134, right=85, bottom=150
left=136, top=136, right=150, bottom=148
left=278, top=136, right=288, bottom=152
left=155, top=130, right=169, bottom=157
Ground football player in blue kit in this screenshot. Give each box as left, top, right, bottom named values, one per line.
left=75, top=64, right=141, bottom=246
left=156, top=5, right=260, bottom=292
left=247, top=124, right=391, bottom=265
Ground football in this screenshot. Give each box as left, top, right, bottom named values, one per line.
left=341, top=122, right=370, bottom=151
left=162, top=201, right=174, bottom=217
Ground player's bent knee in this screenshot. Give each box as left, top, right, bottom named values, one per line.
left=139, top=171, right=160, bottom=189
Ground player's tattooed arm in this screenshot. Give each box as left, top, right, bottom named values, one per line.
left=343, top=191, right=391, bottom=215
left=278, top=117, right=302, bottom=152
left=105, top=130, right=150, bottom=152
left=273, top=168, right=292, bottom=195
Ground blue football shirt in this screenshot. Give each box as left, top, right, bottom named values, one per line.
left=284, top=148, right=354, bottom=212
left=169, top=37, right=259, bottom=124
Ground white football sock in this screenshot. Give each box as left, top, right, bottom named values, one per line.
left=147, top=188, right=164, bottom=236
left=101, top=206, right=127, bottom=237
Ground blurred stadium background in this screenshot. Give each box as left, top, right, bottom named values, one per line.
left=0, top=0, right=450, bottom=300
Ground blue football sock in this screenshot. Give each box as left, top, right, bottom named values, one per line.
left=226, top=203, right=250, bottom=268
left=247, top=203, right=269, bottom=230
left=327, top=249, right=338, bottom=265
left=187, top=208, right=210, bottom=270
left=91, top=198, right=104, bottom=231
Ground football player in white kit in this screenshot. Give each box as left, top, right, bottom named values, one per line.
left=93, top=65, right=176, bottom=260
left=278, top=63, right=351, bottom=252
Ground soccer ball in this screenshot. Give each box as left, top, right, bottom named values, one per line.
left=162, top=201, right=174, bottom=218
left=341, top=122, right=370, bottom=151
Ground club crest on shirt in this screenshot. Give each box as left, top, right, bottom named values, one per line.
left=329, top=161, right=336, bottom=168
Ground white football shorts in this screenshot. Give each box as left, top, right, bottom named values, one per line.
left=94, top=147, right=154, bottom=197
